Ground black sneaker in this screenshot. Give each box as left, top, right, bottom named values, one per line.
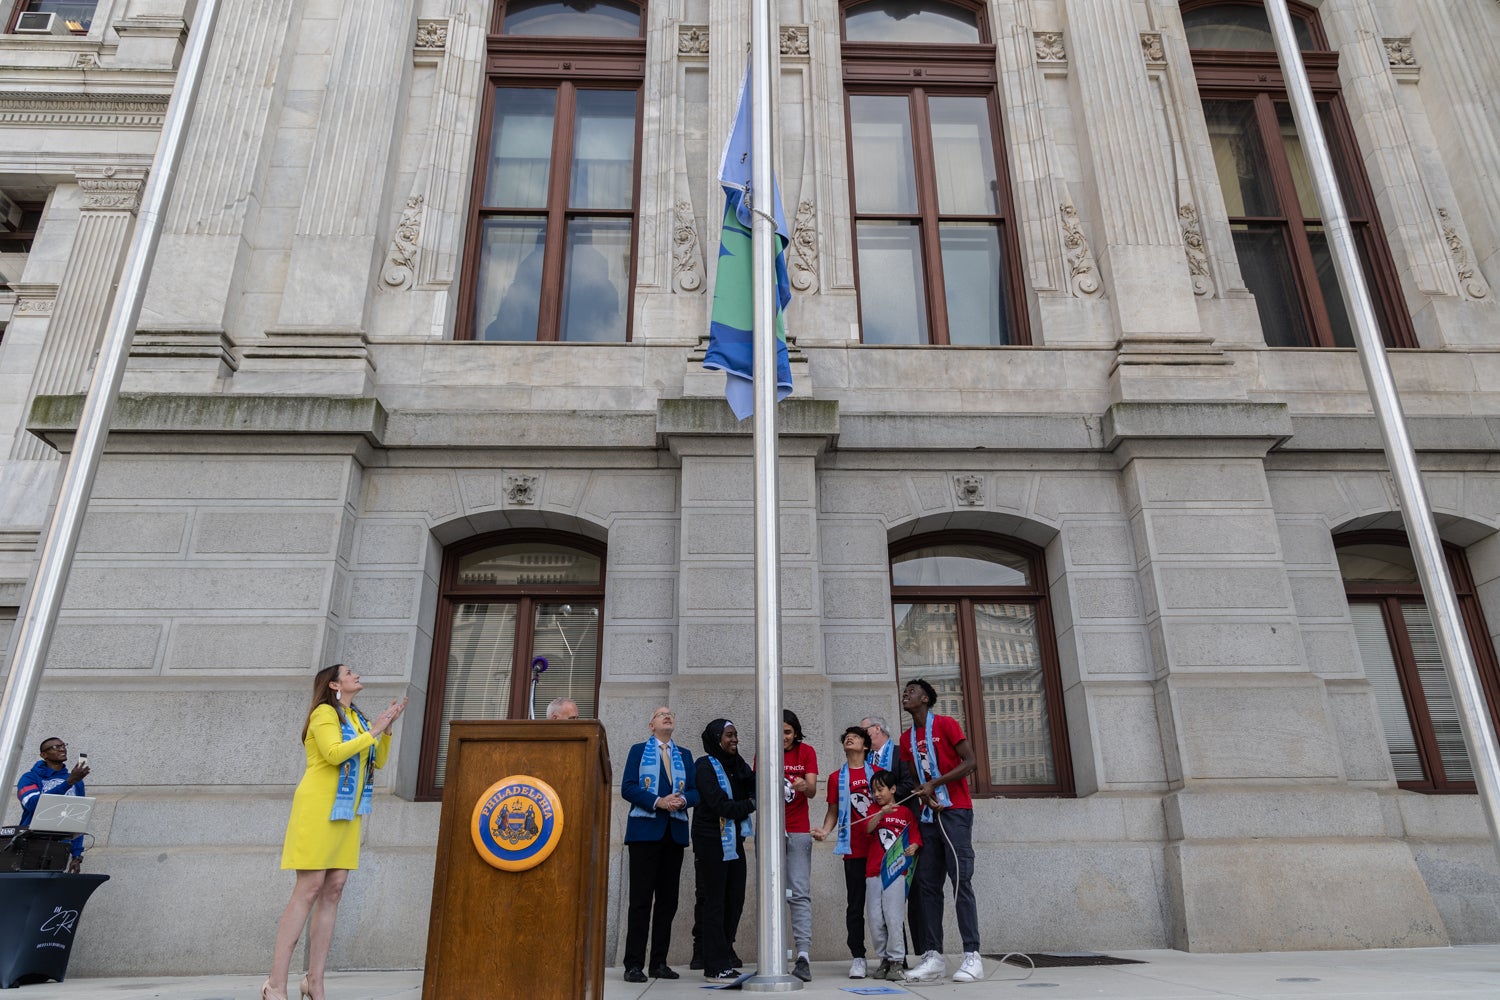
left=649, top=965, right=679, bottom=980
left=623, top=967, right=647, bottom=983
left=689, top=955, right=703, bottom=971
left=705, top=968, right=741, bottom=981
left=792, top=956, right=812, bottom=982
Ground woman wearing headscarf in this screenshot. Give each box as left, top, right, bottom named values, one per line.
left=262, top=664, right=406, bottom=1000
left=693, top=718, right=756, bottom=982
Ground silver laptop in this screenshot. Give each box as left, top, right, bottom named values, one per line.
left=28, top=793, right=94, bottom=834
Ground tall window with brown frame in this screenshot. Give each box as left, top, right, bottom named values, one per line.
left=456, top=0, right=645, bottom=342
left=1182, top=0, right=1415, bottom=348
left=840, top=0, right=1029, bottom=346
left=1339, top=532, right=1500, bottom=793
left=417, top=531, right=606, bottom=798
left=890, top=534, right=1072, bottom=796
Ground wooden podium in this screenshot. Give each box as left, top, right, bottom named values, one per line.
left=423, top=720, right=612, bottom=999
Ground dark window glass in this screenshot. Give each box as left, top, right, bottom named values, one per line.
left=501, top=0, right=640, bottom=37
left=1180, top=3, right=1313, bottom=50
left=15, top=1, right=96, bottom=32
left=844, top=0, right=981, bottom=44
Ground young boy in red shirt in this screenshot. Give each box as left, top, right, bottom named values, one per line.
left=863, top=768, right=921, bottom=981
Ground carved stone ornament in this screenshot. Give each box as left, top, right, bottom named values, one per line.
left=672, top=200, right=705, bottom=293
left=505, top=474, right=539, bottom=505
left=79, top=166, right=145, bottom=212
left=781, top=25, right=810, bottom=56
left=14, top=296, right=55, bottom=316
left=789, top=199, right=819, bottom=293
left=74, top=51, right=101, bottom=69
left=415, top=19, right=448, bottom=50
left=1034, top=31, right=1066, bottom=63
left=678, top=25, right=709, bottom=55
left=1141, top=33, right=1165, bottom=64
left=1383, top=37, right=1415, bottom=66
left=1438, top=208, right=1489, bottom=299
left=1179, top=204, right=1212, bottom=296
left=1059, top=204, right=1101, bottom=297
left=955, top=475, right=984, bottom=507
left=382, top=195, right=425, bottom=290
left=0, top=92, right=168, bottom=129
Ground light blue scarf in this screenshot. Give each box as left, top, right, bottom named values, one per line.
left=707, top=757, right=752, bottom=860
left=629, top=739, right=687, bottom=821
left=909, top=714, right=952, bottom=823
left=869, top=740, right=894, bottom=772
left=834, top=765, right=856, bottom=856
left=330, top=706, right=377, bottom=822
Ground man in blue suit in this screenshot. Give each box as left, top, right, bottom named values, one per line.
left=621, top=705, right=698, bottom=983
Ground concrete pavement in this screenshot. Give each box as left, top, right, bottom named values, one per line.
left=10, top=946, right=1500, bottom=999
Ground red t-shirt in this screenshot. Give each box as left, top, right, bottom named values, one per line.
left=824, top=764, right=874, bottom=858
left=865, top=803, right=922, bottom=879
left=898, top=713, right=973, bottom=811
left=782, top=742, right=818, bottom=833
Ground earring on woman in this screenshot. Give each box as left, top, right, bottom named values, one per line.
left=335, top=690, right=341, bottom=702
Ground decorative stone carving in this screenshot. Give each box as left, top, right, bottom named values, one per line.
left=1438, top=208, right=1489, bottom=299
left=0, top=92, right=168, bottom=128
left=1059, top=204, right=1101, bottom=297
left=415, top=19, right=448, bottom=50
left=79, top=166, right=145, bottom=212
left=382, top=195, right=425, bottom=290
left=14, top=296, right=55, bottom=316
left=1179, top=204, right=1212, bottom=296
left=74, top=51, right=101, bottom=69
left=955, top=475, right=984, bottom=507
left=679, top=25, right=709, bottom=54
left=672, top=201, right=705, bottom=293
left=780, top=25, right=809, bottom=56
left=1141, top=33, right=1165, bottom=64
left=1383, top=37, right=1415, bottom=66
left=1034, top=31, right=1066, bottom=63
left=505, top=474, right=539, bottom=505
left=789, top=199, right=818, bottom=293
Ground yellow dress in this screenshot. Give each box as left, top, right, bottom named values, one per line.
left=280, top=703, right=391, bottom=870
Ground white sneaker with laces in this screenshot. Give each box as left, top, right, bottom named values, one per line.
left=904, top=951, right=945, bottom=983
left=952, top=951, right=986, bottom=983
left=848, top=957, right=866, bottom=979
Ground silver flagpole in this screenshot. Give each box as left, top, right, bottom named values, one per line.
left=1266, top=0, right=1500, bottom=863
left=742, top=0, right=797, bottom=990
left=0, top=0, right=224, bottom=798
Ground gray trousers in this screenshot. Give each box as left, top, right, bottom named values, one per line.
left=865, top=875, right=908, bottom=963
left=784, top=832, right=813, bottom=952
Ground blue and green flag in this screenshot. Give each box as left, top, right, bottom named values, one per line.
left=704, top=63, right=793, bottom=421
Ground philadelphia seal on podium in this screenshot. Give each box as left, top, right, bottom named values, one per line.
left=471, top=774, right=565, bottom=872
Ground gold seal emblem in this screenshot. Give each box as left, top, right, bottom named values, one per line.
left=471, top=775, right=565, bottom=872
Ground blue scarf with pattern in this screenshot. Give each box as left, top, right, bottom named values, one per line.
left=330, top=705, right=377, bottom=822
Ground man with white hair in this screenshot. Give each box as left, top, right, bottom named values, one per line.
left=546, top=697, right=579, bottom=720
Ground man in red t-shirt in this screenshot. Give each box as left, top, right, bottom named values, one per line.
left=898, top=678, right=984, bottom=984
left=781, top=709, right=818, bottom=981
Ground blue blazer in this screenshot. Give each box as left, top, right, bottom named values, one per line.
left=621, top=740, right=698, bottom=846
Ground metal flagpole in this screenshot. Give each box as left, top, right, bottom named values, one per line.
left=742, top=0, right=797, bottom=990
left=1265, top=0, right=1500, bottom=864
left=0, top=0, right=224, bottom=799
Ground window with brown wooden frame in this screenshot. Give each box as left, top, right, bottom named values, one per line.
left=1338, top=531, right=1500, bottom=793
left=840, top=0, right=1030, bottom=346
left=889, top=533, right=1072, bottom=796
left=1182, top=0, right=1416, bottom=348
left=417, top=531, right=606, bottom=798
left=455, top=0, right=645, bottom=342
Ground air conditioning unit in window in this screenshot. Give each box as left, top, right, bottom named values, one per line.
left=14, top=12, right=74, bottom=35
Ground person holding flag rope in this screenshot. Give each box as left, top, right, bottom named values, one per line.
left=864, top=768, right=923, bottom=981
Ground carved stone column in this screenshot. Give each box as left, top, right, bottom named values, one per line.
left=11, top=168, right=146, bottom=461
left=1063, top=0, right=1199, bottom=336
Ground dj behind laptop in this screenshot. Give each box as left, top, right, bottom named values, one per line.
left=8, top=740, right=94, bottom=872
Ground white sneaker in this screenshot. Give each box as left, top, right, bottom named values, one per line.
left=952, top=951, right=986, bottom=983
left=848, top=957, right=866, bottom=979
left=905, top=950, right=945, bottom=983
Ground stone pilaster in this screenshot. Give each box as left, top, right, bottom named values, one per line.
left=10, top=169, right=145, bottom=461
left=139, top=0, right=298, bottom=340
left=276, top=1, right=417, bottom=331
left=1108, top=402, right=1447, bottom=952
left=1063, top=0, right=1198, bottom=334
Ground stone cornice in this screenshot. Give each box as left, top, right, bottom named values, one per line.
left=0, top=90, right=169, bottom=128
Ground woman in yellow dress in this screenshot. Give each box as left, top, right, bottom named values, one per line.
left=263, top=663, right=406, bottom=1000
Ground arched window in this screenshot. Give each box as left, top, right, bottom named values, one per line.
left=1182, top=0, right=1414, bottom=348
left=418, top=532, right=605, bottom=796
left=1339, top=532, right=1500, bottom=792
left=455, top=1, right=645, bottom=342
left=889, top=534, right=1070, bottom=795
left=840, top=0, right=1029, bottom=346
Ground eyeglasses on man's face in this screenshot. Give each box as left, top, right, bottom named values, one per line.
left=42, top=743, right=67, bottom=752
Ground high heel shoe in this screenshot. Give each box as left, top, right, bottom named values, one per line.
left=260, top=979, right=288, bottom=1000
left=299, top=975, right=316, bottom=1000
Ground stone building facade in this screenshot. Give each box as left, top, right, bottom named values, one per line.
left=2, top=0, right=1500, bottom=977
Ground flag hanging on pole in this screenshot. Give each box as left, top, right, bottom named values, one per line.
left=703, top=62, right=793, bottom=421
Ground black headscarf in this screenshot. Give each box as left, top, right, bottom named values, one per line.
left=701, top=718, right=754, bottom=789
